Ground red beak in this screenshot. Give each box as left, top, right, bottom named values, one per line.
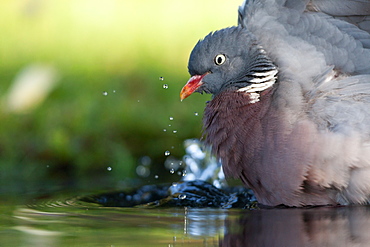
left=180, top=73, right=208, bottom=101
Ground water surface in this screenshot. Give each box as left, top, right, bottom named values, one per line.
left=2, top=193, right=370, bottom=246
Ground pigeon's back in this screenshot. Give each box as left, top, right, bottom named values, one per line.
left=239, top=0, right=370, bottom=77
left=238, top=0, right=370, bottom=135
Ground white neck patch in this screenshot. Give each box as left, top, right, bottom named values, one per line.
left=237, top=69, right=277, bottom=103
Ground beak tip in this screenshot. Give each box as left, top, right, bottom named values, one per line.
left=180, top=88, right=189, bottom=101
left=179, top=95, right=186, bottom=101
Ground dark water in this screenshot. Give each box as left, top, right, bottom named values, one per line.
left=2, top=192, right=370, bottom=247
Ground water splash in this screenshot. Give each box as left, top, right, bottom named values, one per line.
left=181, top=139, right=225, bottom=188
left=161, top=139, right=225, bottom=188
left=178, top=194, right=187, bottom=200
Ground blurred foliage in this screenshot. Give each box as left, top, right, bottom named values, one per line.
left=0, top=0, right=237, bottom=194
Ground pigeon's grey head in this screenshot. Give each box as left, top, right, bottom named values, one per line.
left=180, top=26, right=277, bottom=100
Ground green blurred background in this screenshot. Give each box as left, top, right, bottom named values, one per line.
left=0, top=0, right=237, bottom=196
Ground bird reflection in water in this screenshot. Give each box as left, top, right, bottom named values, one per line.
left=221, top=206, right=370, bottom=246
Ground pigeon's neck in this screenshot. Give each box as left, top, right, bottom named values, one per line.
left=236, top=77, right=277, bottom=103
left=236, top=67, right=278, bottom=99
left=234, top=44, right=278, bottom=96
left=203, top=88, right=275, bottom=173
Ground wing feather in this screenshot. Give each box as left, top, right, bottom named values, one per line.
left=238, top=0, right=370, bottom=136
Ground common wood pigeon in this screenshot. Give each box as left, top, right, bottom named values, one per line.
left=180, top=0, right=370, bottom=206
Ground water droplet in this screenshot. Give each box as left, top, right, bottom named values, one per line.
left=102, top=91, right=108, bottom=96
left=137, top=100, right=140, bottom=103
left=136, top=165, right=150, bottom=177
left=159, top=76, right=164, bottom=81
left=169, top=168, right=175, bottom=174
left=163, top=129, right=167, bottom=132
left=163, top=84, right=168, bottom=89
left=113, top=90, right=116, bottom=93
left=140, top=156, right=151, bottom=166
left=178, top=194, right=186, bottom=200
left=182, top=170, right=187, bottom=177
left=169, top=117, right=174, bottom=121
left=164, top=150, right=171, bottom=156
left=168, top=124, right=172, bottom=127
left=154, top=175, right=159, bottom=179
left=194, top=112, right=199, bottom=116
left=173, top=130, right=177, bottom=134
left=107, top=166, right=112, bottom=171
left=177, top=171, right=182, bottom=176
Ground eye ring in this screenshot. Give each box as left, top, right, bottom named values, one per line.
left=214, top=54, right=226, bottom=65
